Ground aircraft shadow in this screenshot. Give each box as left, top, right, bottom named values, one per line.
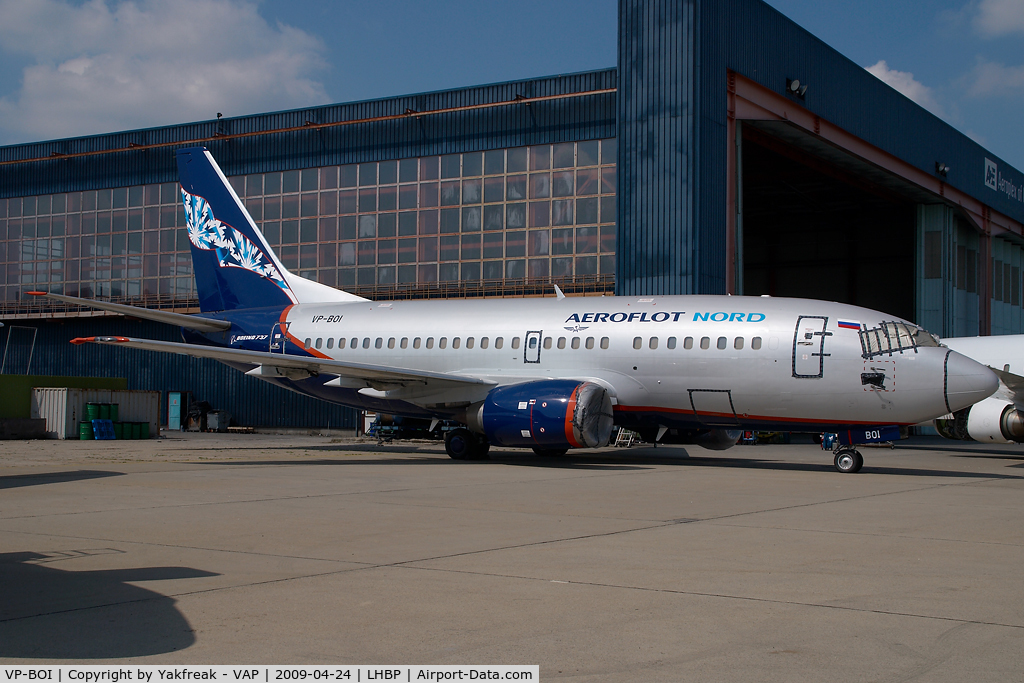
left=0, top=470, right=124, bottom=490
left=0, top=551, right=218, bottom=659
left=186, top=446, right=1022, bottom=478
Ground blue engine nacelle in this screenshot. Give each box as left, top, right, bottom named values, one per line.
left=466, top=380, right=615, bottom=449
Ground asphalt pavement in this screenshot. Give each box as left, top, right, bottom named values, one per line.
left=1, top=432, right=1022, bottom=681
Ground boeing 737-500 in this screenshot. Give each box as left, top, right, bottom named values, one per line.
left=30, top=147, right=999, bottom=472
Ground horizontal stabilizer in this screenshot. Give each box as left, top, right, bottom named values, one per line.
left=28, top=291, right=231, bottom=332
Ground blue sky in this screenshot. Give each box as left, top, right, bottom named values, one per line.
left=0, top=0, right=1021, bottom=171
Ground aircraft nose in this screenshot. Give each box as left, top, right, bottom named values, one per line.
left=944, top=350, right=999, bottom=413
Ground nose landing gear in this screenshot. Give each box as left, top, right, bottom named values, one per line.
left=833, top=448, right=864, bottom=473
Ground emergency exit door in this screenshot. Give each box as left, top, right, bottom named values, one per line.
left=793, top=316, right=831, bottom=378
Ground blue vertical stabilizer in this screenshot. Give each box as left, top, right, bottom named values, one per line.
left=175, top=147, right=365, bottom=312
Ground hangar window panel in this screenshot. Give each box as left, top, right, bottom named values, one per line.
left=398, top=185, right=417, bottom=210
left=441, top=155, right=461, bottom=179
left=379, top=161, right=398, bottom=185
left=378, top=186, right=397, bottom=211
left=552, top=143, right=575, bottom=169
left=462, top=153, right=482, bottom=177
left=439, top=263, right=458, bottom=281
left=393, top=160, right=416, bottom=184
left=462, top=179, right=482, bottom=204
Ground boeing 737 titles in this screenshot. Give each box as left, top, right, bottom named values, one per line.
left=30, top=147, right=999, bottom=472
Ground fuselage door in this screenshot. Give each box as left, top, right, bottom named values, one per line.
left=270, top=322, right=289, bottom=354
left=524, top=330, right=542, bottom=364
left=793, top=316, right=831, bottom=378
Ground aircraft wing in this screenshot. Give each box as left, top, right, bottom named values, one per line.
left=70, top=336, right=496, bottom=391
left=990, top=368, right=1024, bottom=410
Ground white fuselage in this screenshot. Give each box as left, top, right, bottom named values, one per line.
left=246, top=294, right=991, bottom=430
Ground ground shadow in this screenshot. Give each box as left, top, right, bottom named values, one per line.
left=187, top=445, right=1024, bottom=479
left=0, top=470, right=124, bottom=490
left=0, top=551, right=218, bottom=659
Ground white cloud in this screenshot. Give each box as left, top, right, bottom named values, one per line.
left=963, top=59, right=1024, bottom=97
left=865, top=60, right=946, bottom=118
left=974, top=0, right=1024, bottom=37
left=0, top=0, right=330, bottom=144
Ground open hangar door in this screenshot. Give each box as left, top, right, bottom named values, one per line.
left=739, top=123, right=917, bottom=322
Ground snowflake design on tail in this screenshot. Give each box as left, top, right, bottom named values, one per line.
left=181, top=188, right=289, bottom=291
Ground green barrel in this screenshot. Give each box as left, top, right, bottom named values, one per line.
left=98, top=403, right=111, bottom=420
left=133, top=422, right=143, bottom=439
left=79, top=421, right=94, bottom=440
left=140, top=422, right=150, bottom=439
left=110, top=403, right=119, bottom=422
left=113, top=422, right=123, bottom=439
left=85, top=403, right=101, bottom=421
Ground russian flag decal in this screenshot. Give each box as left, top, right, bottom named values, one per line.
left=838, top=320, right=861, bottom=330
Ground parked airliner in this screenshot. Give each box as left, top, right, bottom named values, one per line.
left=932, top=334, right=1024, bottom=443
left=32, top=147, right=999, bottom=472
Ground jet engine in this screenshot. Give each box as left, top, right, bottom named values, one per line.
left=465, top=379, right=615, bottom=450
left=934, top=396, right=1024, bottom=443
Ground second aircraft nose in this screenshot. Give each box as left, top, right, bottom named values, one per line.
left=944, top=350, right=999, bottom=413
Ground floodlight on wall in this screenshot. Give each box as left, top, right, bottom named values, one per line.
left=786, top=78, right=808, bottom=99
left=936, top=162, right=950, bottom=177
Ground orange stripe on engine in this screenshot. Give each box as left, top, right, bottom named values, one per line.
left=564, top=384, right=582, bottom=448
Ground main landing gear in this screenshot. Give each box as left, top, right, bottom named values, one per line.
left=444, top=428, right=490, bottom=460
left=833, top=447, right=864, bottom=474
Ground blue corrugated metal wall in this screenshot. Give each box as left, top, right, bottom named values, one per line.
left=2, top=318, right=358, bottom=429
left=0, top=70, right=616, bottom=198
left=617, top=0, right=699, bottom=296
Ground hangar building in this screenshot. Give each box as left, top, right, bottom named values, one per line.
left=2, top=0, right=1023, bottom=429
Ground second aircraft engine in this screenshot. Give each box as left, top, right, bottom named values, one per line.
left=934, top=396, right=1024, bottom=443
left=466, top=379, right=615, bottom=450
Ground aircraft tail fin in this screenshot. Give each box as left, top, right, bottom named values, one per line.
left=175, top=147, right=367, bottom=312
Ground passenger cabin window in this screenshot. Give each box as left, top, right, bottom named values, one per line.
left=600, top=337, right=610, bottom=349
left=633, top=337, right=643, bottom=350
left=338, top=338, right=347, bottom=349
left=467, top=337, right=474, bottom=349
left=717, top=337, right=727, bottom=350
left=326, top=338, right=334, bottom=349
left=375, top=338, right=383, bottom=349
left=439, top=337, right=448, bottom=349
left=571, top=337, right=580, bottom=349
left=557, top=337, right=566, bottom=349
left=543, top=337, right=552, bottom=349
left=528, top=337, right=537, bottom=349
left=734, top=337, right=743, bottom=350
left=481, top=337, right=489, bottom=349
left=751, top=337, right=762, bottom=350
left=350, top=337, right=358, bottom=349
left=315, top=338, right=323, bottom=349
left=586, top=337, right=595, bottom=349
left=426, top=337, right=434, bottom=349
left=363, top=338, right=371, bottom=349
left=388, top=338, right=396, bottom=349
left=304, top=338, right=312, bottom=349
left=400, top=338, right=408, bottom=349
left=667, top=337, right=676, bottom=349
left=700, top=337, right=710, bottom=350
left=413, top=337, right=421, bottom=349
left=495, top=337, right=504, bottom=349
left=452, top=337, right=461, bottom=349
left=512, top=337, right=521, bottom=349
left=684, top=336, right=693, bottom=349
left=649, top=337, right=658, bottom=350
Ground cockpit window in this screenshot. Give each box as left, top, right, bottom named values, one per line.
left=859, top=322, right=940, bottom=358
